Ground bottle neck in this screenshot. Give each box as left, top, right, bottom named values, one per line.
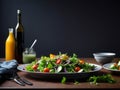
left=8, top=28, right=15, bottom=39
left=17, top=13, right=22, bottom=24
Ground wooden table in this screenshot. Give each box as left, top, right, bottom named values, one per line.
left=0, top=58, right=120, bottom=89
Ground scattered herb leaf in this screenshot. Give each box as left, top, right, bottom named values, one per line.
left=74, top=80, right=79, bottom=84
left=88, top=74, right=116, bottom=85
left=61, top=77, right=66, bottom=84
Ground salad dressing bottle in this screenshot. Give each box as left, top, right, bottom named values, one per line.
left=5, top=28, right=15, bottom=61
left=15, top=9, right=24, bottom=63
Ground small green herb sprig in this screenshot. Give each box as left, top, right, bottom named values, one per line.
left=61, top=74, right=116, bottom=85
left=88, top=74, right=116, bottom=85
left=61, top=77, right=67, bottom=84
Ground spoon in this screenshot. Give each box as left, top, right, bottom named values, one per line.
left=29, top=39, right=37, bottom=50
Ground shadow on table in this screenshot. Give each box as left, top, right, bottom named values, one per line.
left=0, top=75, right=7, bottom=85
left=111, top=71, right=120, bottom=76
left=23, top=71, right=108, bottom=83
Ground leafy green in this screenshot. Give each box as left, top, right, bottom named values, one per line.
left=81, top=63, right=95, bottom=72
left=26, top=64, right=33, bottom=71
left=25, top=60, right=37, bottom=71
left=60, top=74, right=116, bottom=85
left=61, top=77, right=67, bottom=84
left=88, top=74, right=116, bottom=85
left=47, top=61, right=54, bottom=69
left=74, top=80, right=79, bottom=84
left=69, top=53, right=78, bottom=64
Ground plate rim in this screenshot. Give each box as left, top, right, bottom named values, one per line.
left=103, top=62, right=120, bottom=72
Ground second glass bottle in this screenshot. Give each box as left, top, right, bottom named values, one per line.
left=15, top=9, right=24, bottom=64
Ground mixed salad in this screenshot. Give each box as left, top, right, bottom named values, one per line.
left=110, top=61, right=120, bottom=70
left=25, top=53, right=96, bottom=73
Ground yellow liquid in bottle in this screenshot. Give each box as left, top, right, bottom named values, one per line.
left=5, top=28, right=15, bottom=61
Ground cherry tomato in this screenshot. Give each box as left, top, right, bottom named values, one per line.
left=43, top=68, right=50, bottom=72
left=75, top=66, right=81, bottom=72
left=32, top=64, right=38, bottom=71
left=56, top=58, right=61, bottom=64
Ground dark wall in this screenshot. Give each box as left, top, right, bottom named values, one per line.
left=0, top=0, right=120, bottom=58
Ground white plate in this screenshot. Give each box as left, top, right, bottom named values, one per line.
left=17, top=63, right=102, bottom=80
left=103, top=63, right=120, bottom=72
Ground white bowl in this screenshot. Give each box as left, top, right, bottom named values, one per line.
left=93, top=52, right=116, bottom=65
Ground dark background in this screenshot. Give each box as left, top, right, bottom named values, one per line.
left=0, top=0, right=120, bottom=58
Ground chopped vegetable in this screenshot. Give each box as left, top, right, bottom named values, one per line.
left=110, top=60, right=120, bottom=70
left=74, top=80, right=79, bottom=84
left=50, top=54, right=56, bottom=59
left=60, top=74, right=116, bottom=84
left=74, top=66, right=81, bottom=72
left=79, top=60, right=85, bottom=64
left=56, top=65, right=62, bottom=73
left=32, top=64, right=38, bottom=71
left=61, top=77, right=66, bottom=84
left=88, top=74, right=116, bottom=85
left=43, top=68, right=50, bottom=72
left=56, top=58, right=61, bottom=64
left=60, top=54, right=69, bottom=60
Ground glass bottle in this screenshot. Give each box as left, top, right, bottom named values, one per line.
left=5, top=28, right=15, bottom=61
left=15, top=9, right=24, bottom=63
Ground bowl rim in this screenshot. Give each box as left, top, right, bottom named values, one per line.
left=93, top=52, right=116, bottom=57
